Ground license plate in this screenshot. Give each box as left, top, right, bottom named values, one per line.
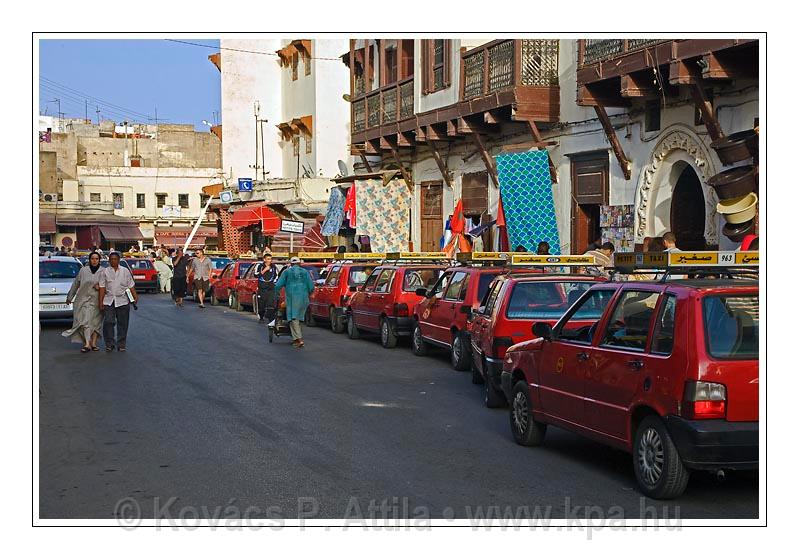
left=134, top=275, right=145, bottom=280
left=40, top=303, right=72, bottom=311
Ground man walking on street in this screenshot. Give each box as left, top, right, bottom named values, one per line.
left=255, top=252, right=279, bottom=324
left=190, top=248, right=213, bottom=308
left=98, top=251, right=138, bottom=352
left=274, top=256, right=315, bottom=348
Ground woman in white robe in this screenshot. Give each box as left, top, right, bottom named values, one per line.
left=62, top=251, right=103, bottom=352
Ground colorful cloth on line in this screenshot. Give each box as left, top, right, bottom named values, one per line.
left=495, top=150, right=560, bottom=254
left=355, top=178, right=410, bottom=252
left=321, top=187, right=346, bottom=236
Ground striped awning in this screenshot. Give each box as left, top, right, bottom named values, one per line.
left=39, top=213, right=57, bottom=234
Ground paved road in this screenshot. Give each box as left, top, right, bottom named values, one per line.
left=39, top=294, right=758, bottom=521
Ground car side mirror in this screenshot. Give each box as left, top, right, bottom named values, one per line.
left=532, top=322, right=552, bottom=340
left=415, top=287, right=428, bottom=297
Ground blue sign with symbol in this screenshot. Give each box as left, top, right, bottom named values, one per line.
left=238, top=178, right=253, bottom=192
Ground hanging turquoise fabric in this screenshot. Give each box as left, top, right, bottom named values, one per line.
left=321, top=187, right=346, bottom=236
left=495, top=150, right=560, bottom=254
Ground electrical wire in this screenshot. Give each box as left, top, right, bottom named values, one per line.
left=165, top=39, right=343, bottom=61
left=39, top=77, right=158, bottom=122
left=39, top=83, right=147, bottom=123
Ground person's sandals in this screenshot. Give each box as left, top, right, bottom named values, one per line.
left=199, top=304, right=205, bottom=308
left=118, top=347, right=126, bottom=352
left=91, top=346, right=99, bottom=351
left=105, top=347, right=114, bottom=352
left=81, top=347, right=91, bottom=353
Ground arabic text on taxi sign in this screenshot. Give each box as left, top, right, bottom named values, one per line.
left=510, top=255, right=596, bottom=265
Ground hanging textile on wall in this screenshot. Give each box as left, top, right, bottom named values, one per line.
left=443, top=199, right=472, bottom=257
left=321, top=186, right=346, bottom=236
left=495, top=150, right=560, bottom=254
left=343, top=183, right=357, bottom=227
left=355, top=178, right=411, bottom=252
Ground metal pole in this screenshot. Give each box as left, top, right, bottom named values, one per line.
left=290, top=233, right=294, bottom=253
left=260, top=119, right=266, bottom=181
left=184, top=195, right=215, bottom=252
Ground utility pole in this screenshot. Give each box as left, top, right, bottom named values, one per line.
left=96, top=106, right=100, bottom=125
left=253, top=101, right=260, bottom=180
left=85, top=99, right=88, bottom=123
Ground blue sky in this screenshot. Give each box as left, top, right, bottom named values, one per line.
left=39, top=39, right=221, bottom=129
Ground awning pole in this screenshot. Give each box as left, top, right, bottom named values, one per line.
left=184, top=195, right=215, bottom=252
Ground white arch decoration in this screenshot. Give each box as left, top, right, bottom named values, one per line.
left=634, top=125, right=719, bottom=244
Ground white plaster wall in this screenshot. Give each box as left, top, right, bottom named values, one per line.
left=280, top=39, right=316, bottom=179
left=78, top=166, right=221, bottom=220
left=313, top=40, right=351, bottom=178
left=221, top=39, right=283, bottom=183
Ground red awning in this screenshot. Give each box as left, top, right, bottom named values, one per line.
left=230, top=204, right=282, bottom=234
left=155, top=226, right=217, bottom=247
left=39, top=213, right=57, bottom=234
left=99, top=225, right=144, bottom=241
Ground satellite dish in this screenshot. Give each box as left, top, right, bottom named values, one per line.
left=337, top=160, right=349, bottom=177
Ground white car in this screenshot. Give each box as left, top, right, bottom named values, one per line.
left=39, top=256, right=82, bottom=320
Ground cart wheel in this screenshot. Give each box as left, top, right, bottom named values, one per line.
left=268, top=327, right=274, bottom=343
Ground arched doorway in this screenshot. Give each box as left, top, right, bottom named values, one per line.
left=670, top=163, right=707, bottom=250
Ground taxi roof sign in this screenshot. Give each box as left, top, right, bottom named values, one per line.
left=292, top=252, right=338, bottom=260
left=385, top=251, right=449, bottom=260
left=614, top=251, right=759, bottom=269
left=337, top=252, right=387, bottom=260
left=456, top=252, right=511, bottom=263
left=510, top=254, right=596, bottom=266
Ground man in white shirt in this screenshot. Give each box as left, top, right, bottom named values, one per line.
left=98, top=252, right=138, bottom=352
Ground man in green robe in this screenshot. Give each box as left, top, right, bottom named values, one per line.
left=275, top=256, right=315, bottom=348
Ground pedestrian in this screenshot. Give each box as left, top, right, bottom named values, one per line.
left=349, top=243, right=360, bottom=253
left=255, top=252, right=279, bottom=324
left=536, top=241, right=551, bottom=255
left=98, top=251, right=138, bottom=352
left=647, top=237, right=667, bottom=252
left=584, top=236, right=603, bottom=253
left=153, top=256, right=173, bottom=293
left=274, top=256, right=315, bottom=348
left=514, top=245, right=527, bottom=252
left=663, top=232, right=679, bottom=252
left=190, top=248, right=213, bottom=308
left=62, top=251, right=104, bottom=353
left=337, top=245, right=347, bottom=254
left=584, top=241, right=615, bottom=279
left=171, top=247, right=190, bottom=307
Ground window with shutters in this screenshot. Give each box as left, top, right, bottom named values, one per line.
left=90, top=193, right=101, bottom=202
left=570, top=152, right=609, bottom=205
left=422, top=39, right=451, bottom=94
left=178, top=194, right=189, bottom=208
left=461, top=171, right=489, bottom=216
left=113, top=193, right=124, bottom=209
left=156, top=193, right=167, bottom=208
left=136, top=193, right=146, bottom=208
left=200, top=194, right=210, bottom=207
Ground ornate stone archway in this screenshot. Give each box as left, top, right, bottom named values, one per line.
left=634, top=125, right=719, bottom=245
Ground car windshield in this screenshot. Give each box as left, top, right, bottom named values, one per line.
left=211, top=257, right=232, bottom=269
left=40, top=260, right=81, bottom=279
left=402, top=268, right=442, bottom=292
left=98, top=260, right=131, bottom=269
left=126, top=259, right=153, bottom=269
left=506, top=281, right=596, bottom=319
left=348, top=266, right=376, bottom=286
left=703, top=294, right=758, bottom=360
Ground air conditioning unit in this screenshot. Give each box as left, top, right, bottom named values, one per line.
left=41, top=193, right=56, bottom=202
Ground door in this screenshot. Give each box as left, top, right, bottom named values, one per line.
left=570, top=152, right=609, bottom=254
left=352, top=268, right=381, bottom=329
left=670, top=165, right=706, bottom=250
left=473, top=278, right=506, bottom=372
left=420, top=182, right=443, bottom=252
left=537, top=288, right=618, bottom=428
left=418, top=271, right=453, bottom=343
left=436, top=270, right=469, bottom=343
left=366, top=269, right=395, bottom=330
left=586, top=290, right=662, bottom=441
left=314, top=265, right=341, bottom=317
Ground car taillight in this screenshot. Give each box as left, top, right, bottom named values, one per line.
left=393, top=303, right=409, bottom=317
left=682, top=381, right=727, bottom=420
left=492, top=336, right=514, bottom=357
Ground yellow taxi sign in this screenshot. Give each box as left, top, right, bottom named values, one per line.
left=294, top=252, right=337, bottom=260
left=387, top=252, right=449, bottom=260
left=510, top=254, right=596, bottom=266
left=456, top=252, right=510, bottom=262
left=339, top=252, right=387, bottom=260
left=615, top=251, right=759, bottom=268
left=268, top=252, right=290, bottom=259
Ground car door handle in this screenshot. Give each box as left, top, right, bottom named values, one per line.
left=628, top=360, right=644, bottom=371
left=576, top=352, right=589, bottom=362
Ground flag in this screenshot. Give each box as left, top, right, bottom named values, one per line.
left=443, top=199, right=472, bottom=258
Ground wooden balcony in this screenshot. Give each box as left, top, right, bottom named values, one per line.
left=351, top=77, right=414, bottom=139
left=459, top=39, right=559, bottom=122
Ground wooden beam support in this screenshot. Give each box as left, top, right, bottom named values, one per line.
left=415, top=128, right=427, bottom=142
left=484, top=110, right=499, bottom=124
left=385, top=137, right=414, bottom=192
left=620, top=73, right=658, bottom=98
left=577, top=85, right=632, bottom=108
left=425, top=123, right=447, bottom=141
left=668, top=59, right=696, bottom=86
left=446, top=119, right=464, bottom=138
left=593, top=105, right=632, bottom=180
left=426, top=139, right=453, bottom=190
left=690, top=81, right=725, bottom=142
left=355, top=149, right=373, bottom=173
left=365, top=138, right=381, bottom=155
left=397, top=131, right=414, bottom=148
left=471, top=132, right=500, bottom=188
left=526, top=120, right=558, bottom=183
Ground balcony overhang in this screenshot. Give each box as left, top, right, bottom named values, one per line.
left=208, top=52, right=221, bottom=71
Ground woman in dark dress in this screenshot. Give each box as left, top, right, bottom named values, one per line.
left=171, top=248, right=190, bottom=307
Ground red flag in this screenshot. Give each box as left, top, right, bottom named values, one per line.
left=443, top=199, right=472, bottom=257
left=496, top=195, right=506, bottom=227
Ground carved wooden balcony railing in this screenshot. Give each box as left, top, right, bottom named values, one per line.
left=350, top=77, right=414, bottom=134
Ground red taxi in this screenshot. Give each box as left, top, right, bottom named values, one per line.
left=306, top=253, right=383, bottom=332
left=272, top=256, right=330, bottom=314
left=232, top=254, right=290, bottom=313
left=124, top=258, right=159, bottom=293
left=411, top=254, right=518, bottom=371
left=501, top=251, right=759, bottom=499
left=210, top=259, right=256, bottom=307
left=346, top=254, right=447, bottom=348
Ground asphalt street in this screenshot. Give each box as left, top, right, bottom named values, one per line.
left=39, top=293, right=758, bottom=521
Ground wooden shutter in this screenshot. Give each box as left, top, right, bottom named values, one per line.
left=570, top=152, right=609, bottom=205
left=461, top=171, right=488, bottom=215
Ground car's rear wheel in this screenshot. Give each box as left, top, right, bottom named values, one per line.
left=228, top=292, right=234, bottom=309
left=252, top=295, right=259, bottom=316
left=510, top=380, right=547, bottom=446
left=330, top=307, right=345, bottom=333
left=305, top=307, right=317, bottom=327
left=411, top=324, right=428, bottom=356
left=450, top=331, right=471, bottom=371
left=633, top=416, right=690, bottom=499
left=380, top=318, right=397, bottom=348
left=347, top=314, right=360, bottom=339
